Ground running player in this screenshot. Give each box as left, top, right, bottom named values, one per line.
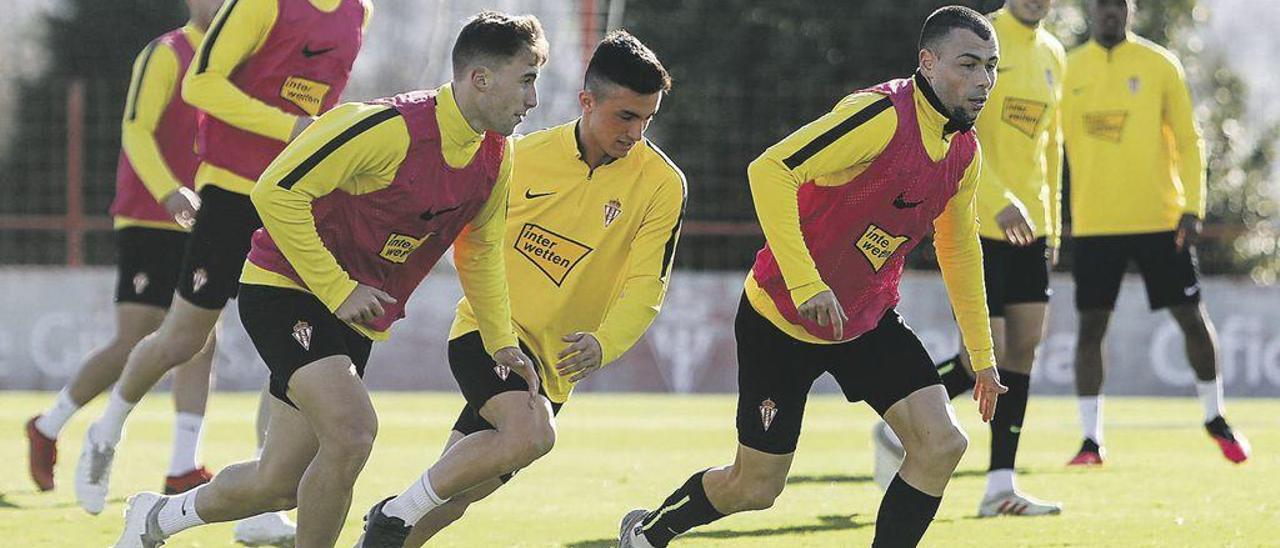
left=111, top=10, right=545, bottom=548
left=1062, top=0, right=1248, bottom=466
left=356, top=30, right=683, bottom=547
left=25, top=0, right=222, bottom=498
left=74, top=0, right=371, bottom=523
left=619, top=7, right=1003, bottom=547
left=872, top=0, right=1065, bottom=517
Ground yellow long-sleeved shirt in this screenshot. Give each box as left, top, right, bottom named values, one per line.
left=976, top=9, right=1066, bottom=248
left=450, top=121, right=686, bottom=403
left=1062, top=34, right=1206, bottom=236
left=183, top=0, right=372, bottom=195
left=243, top=84, right=517, bottom=352
left=116, top=23, right=205, bottom=231
left=744, top=75, right=995, bottom=371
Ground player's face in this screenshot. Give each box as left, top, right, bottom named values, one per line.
left=1089, top=0, right=1133, bottom=43
left=921, top=29, right=999, bottom=125
left=186, top=0, right=225, bottom=29
left=580, top=84, right=663, bottom=159
left=476, top=47, right=543, bottom=136
left=1008, top=0, right=1053, bottom=25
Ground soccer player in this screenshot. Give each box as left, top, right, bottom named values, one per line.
left=25, top=0, right=222, bottom=498
left=357, top=31, right=684, bottom=548
left=1062, top=0, right=1248, bottom=465
left=111, top=11, right=545, bottom=548
left=619, top=7, right=1003, bottom=547
left=74, top=0, right=371, bottom=522
left=872, top=0, right=1065, bottom=517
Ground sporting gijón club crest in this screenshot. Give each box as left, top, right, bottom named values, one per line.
left=292, top=321, right=313, bottom=351
left=759, top=398, right=778, bottom=431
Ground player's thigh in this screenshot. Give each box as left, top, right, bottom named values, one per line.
left=257, top=396, right=321, bottom=488
left=1073, top=235, right=1129, bottom=311
left=449, top=331, right=557, bottom=434
left=113, top=303, right=167, bottom=342
left=177, top=186, right=262, bottom=310
left=733, top=294, right=824, bottom=456
left=1132, top=231, right=1202, bottom=310
left=830, top=309, right=941, bottom=417
left=287, top=354, right=378, bottom=451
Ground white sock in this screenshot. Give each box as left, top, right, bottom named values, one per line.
left=157, top=487, right=207, bottom=536
left=94, top=390, right=135, bottom=445
left=1195, top=378, right=1225, bottom=423
left=168, top=413, right=204, bottom=476
left=382, top=470, right=447, bottom=525
left=986, top=469, right=1015, bottom=496
left=1077, top=396, right=1103, bottom=444
left=34, top=388, right=81, bottom=439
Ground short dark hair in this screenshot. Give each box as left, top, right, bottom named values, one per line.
left=918, top=5, right=995, bottom=52
left=584, top=30, right=672, bottom=96
left=452, top=11, right=548, bottom=76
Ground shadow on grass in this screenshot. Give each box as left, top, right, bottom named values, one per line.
left=564, top=514, right=868, bottom=547
left=786, top=468, right=994, bottom=485
left=0, top=494, right=126, bottom=510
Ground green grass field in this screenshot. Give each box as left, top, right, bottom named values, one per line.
left=0, top=392, right=1274, bottom=547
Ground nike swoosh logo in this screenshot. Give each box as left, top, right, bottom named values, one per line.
left=419, top=205, right=461, bottom=222
left=302, top=45, right=335, bottom=58
left=892, top=192, right=924, bottom=209
left=524, top=189, right=555, bottom=199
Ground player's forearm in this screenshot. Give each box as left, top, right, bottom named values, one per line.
left=594, top=276, right=667, bottom=366
left=249, top=182, right=357, bottom=310
left=1046, top=124, right=1065, bottom=247
left=747, top=155, right=828, bottom=305
left=182, top=72, right=299, bottom=142
left=121, top=124, right=182, bottom=201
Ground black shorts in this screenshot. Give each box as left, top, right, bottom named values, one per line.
left=981, top=236, right=1051, bottom=317
left=449, top=330, right=562, bottom=436
left=114, top=227, right=188, bottom=308
left=1073, top=231, right=1202, bottom=311
left=177, top=186, right=263, bottom=310
left=238, top=284, right=373, bottom=408
left=735, top=294, right=940, bottom=455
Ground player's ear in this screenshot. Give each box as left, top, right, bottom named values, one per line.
left=918, top=48, right=936, bottom=74
left=471, top=66, right=491, bottom=91
left=578, top=89, right=594, bottom=114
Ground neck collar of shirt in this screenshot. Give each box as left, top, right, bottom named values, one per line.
left=914, top=71, right=971, bottom=136
left=563, top=119, right=619, bottom=170
left=183, top=21, right=206, bottom=48
left=436, top=83, right=484, bottom=151
left=993, top=9, right=1039, bottom=41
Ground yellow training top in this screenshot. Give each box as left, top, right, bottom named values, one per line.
left=116, top=23, right=205, bottom=231
left=1062, top=33, right=1206, bottom=236
left=451, top=121, right=686, bottom=403
left=242, top=84, right=516, bottom=351
left=743, top=77, right=994, bottom=371
left=976, top=9, right=1066, bottom=247
left=183, top=0, right=372, bottom=195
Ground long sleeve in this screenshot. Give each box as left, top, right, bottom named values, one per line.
left=251, top=103, right=408, bottom=311
left=1045, top=106, right=1064, bottom=248
left=1164, top=56, right=1206, bottom=218
left=933, top=149, right=995, bottom=371
left=974, top=144, right=1027, bottom=230
left=593, top=171, right=686, bottom=365
left=121, top=42, right=184, bottom=202
left=453, top=141, right=519, bottom=355
left=748, top=93, right=897, bottom=308
left=183, top=0, right=299, bottom=143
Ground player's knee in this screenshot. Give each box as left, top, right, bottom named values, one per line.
left=320, top=417, right=378, bottom=472
left=152, top=329, right=208, bottom=364
left=932, top=426, right=969, bottom=466
left=510, top=420, right=556, bottom=469
left=735, top=480, right=784, bottom=511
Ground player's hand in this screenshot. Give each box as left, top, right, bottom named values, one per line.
left=335, top=284, right=396, bottom=325
left=289, top=116, right=316, bottom=141
left=493, top=346, right=539, bottom=407
left=163, top=187, right=201, bottom=229
left=556, top=332, right=603, bottom=383
left=973, top=367, right=1009, bottom=423
left=798, top=290, right=847, bottom=340
left=1175, top=213, right=1202, bottom=252
left=996, top=204, right=1036, bottom=246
